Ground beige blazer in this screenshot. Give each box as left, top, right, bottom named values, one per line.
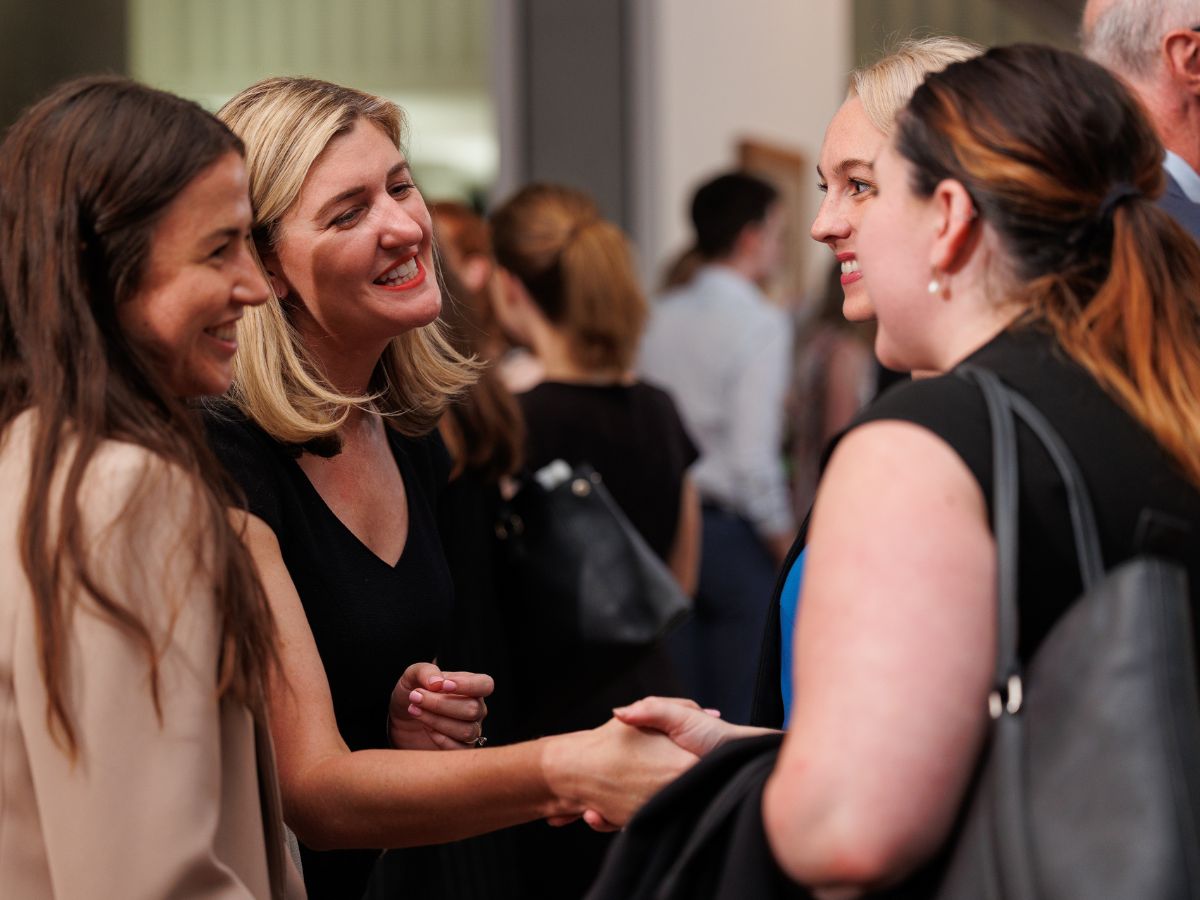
left=0, top=413, right=303, bottom=899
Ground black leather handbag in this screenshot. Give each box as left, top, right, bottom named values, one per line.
left=495, top=459, right=690, bottom=648
left=936, top=367, right=1200, bottom=899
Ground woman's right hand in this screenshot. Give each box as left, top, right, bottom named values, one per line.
left=548, top=698, right=774, bottom=832
left=542, top=717, right=699, bottom=829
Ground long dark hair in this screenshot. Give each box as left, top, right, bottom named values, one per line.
left=0, top=76, right=277, bottom=754
left=897, top=44, right=1200, bottom=485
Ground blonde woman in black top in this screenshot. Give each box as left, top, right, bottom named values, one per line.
left=207, top=77, right=698, bottom=900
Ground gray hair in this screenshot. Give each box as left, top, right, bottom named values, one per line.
left=1081, top=0, right=1199, bottom=78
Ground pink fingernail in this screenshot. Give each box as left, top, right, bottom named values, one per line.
left=409, top=690, right=423, bottom=704
left=408, top=703, right=423, bottom=717
left=428, top=676, right=444, bottom=688
left=441, top=679, right=457, bottom=692
left=703, top=708, right=722, bottom=717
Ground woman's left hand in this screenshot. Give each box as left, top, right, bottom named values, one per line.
left=388, top=662, right=494, bottom=750
left=613, top=696, right=772, bottom=756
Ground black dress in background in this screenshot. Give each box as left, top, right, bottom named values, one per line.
left=513, top=380, right=699, bottom=900
left=520, top=381, right=699, bottom=561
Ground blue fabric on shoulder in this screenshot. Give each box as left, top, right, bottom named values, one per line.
left=779, top=548, right=806, bottom=727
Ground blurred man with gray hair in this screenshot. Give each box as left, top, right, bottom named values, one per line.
left=1082, top=0, right=1200, bottom=238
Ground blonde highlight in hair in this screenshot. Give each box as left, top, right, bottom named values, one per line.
left=492, top=184, right=647, bottom=372
left=849, top=36, right=984, bottom=134
left=217, top=77, right=476, bottom=446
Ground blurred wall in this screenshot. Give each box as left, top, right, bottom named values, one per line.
left=129, top=0, right=495, bottom=201
left=854, top=0, right=1081, bottom=62
left=0, top=0, right=127, bottom=130
left=513, top=0, right=631, bottom=225
left=633, top=1, right=852, bottom=295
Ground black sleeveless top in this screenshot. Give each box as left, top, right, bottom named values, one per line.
left=857, top=326, right=1200, bottom=665
left=752, top=326, right=1200, bottom=726
left=205, top=408, right=454, bottom=900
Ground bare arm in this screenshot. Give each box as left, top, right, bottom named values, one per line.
left=244, top=515, right=696, bottom=850
left=667, top=474, right=701, bottom=595
left=761, top=421, right=995, bottom=893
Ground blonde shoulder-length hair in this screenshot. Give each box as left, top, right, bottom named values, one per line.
left=217, top=76, right=476, bottom=448
left=849, top=35, right=984, bottom=135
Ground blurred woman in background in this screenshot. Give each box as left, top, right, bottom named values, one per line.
left=489, top=183, right=701, bottom=898
left=784, top=260, right=876, bottom=516
left=433, top=199, right=544, bottom=393
left=430, top=200, right=524, bottom=749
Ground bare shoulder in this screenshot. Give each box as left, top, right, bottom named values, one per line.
left=820, top=418, right=981, bottom=504
left=805, top=418, right=992, bottom=626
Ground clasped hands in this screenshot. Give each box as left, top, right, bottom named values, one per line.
left=387, top=661, right=494, bottom=750
left=389, top=663, right=768, bottom=831
left=388, top=660, right=741, bottom=759
left=546, top=697, right=769, bottom=832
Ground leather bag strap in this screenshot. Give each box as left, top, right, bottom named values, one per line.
left=966, top=365, right=1022, bottom=695
left=955, top=363, right=1111, bottom=900
left=999, top=388, right=1105, bottom=587
left=957, top=364, right=1106, bottom=691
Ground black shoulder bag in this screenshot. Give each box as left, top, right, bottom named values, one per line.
left=935, top=366, right=1200, bottom=898
left=495, top=460, right=691, bottom=649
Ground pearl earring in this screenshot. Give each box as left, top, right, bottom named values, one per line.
left=927, top=276, right=941, bottom=295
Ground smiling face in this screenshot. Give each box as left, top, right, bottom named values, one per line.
left=117, top=151, right=267, bottom=398
left=266, top=118, right=440, bottom=357
left=810, top=96, right=888, bottom=322
left=856, top=140, right=940, bottom=371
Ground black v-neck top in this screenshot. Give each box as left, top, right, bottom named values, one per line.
left=204, top=406, right=454, bottom=899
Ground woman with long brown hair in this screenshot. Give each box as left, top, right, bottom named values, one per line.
left=618, top=44, right=1200, bottom=893
left=0, top=76, right=293, bottom=897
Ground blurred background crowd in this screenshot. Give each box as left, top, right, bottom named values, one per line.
left=14, top=3, right=1185, bottom=900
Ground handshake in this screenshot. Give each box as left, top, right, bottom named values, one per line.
left=388, top=661, right=772, bottom=831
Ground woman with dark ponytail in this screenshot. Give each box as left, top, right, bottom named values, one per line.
left=489, top=184, right=701, bottom=898
left=491, top=184, right=701, bottom=609
left=614, top=44, right=1200, bottom=893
